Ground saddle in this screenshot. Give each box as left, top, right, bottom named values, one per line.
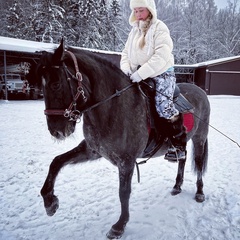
left=139, top=79, right=194, bottom=159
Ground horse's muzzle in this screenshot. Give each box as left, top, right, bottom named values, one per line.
left=47, top=119, right=75, bottom=140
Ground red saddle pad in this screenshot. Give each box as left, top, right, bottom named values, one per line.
left=183, top=113, right=194, bottom=133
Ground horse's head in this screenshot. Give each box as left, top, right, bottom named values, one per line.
left=32, top=40, right=88, bottom=140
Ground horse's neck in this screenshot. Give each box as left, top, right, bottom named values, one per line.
left=91, top=73, right=128, bottom=99
left=84, top=75, right=131, bottom=118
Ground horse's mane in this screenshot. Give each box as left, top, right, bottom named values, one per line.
left=26, top=45, right=129, bottom=88
left=66, top=47, right=123, bottom=77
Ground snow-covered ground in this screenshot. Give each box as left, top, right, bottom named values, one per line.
left=0, top=96, right=239, bottom=240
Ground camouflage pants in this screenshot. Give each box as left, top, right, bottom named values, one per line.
left=153, top=71, right=179, bottom=119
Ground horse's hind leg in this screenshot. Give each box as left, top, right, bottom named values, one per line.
left=192, top=137, right=208, bottom=202
left=171, top=160, right=186, bottom=195
left=40, top=139, right=101, bottom=216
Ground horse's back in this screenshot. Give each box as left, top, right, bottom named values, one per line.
left=178, top=83, right=208, bottom=104
left=178, top=83, right=210, bottom=140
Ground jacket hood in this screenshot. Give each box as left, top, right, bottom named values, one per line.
left=129, top=0, right=157, bottom=25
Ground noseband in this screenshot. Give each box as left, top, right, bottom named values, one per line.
left=44, top=50, right=87, bottom=121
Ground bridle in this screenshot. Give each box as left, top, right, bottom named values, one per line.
left=43, top=50, right=135, bottom=122
left=44, top=50, right=87, bottom=122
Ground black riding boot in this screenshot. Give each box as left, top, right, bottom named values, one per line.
left=164, top=114, right=187, bottom=162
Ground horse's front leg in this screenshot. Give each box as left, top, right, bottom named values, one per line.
left=107, top=159, right=135, bottom=239
left=171, top=160, right=186, bottom=195
left=40, top=140, right=101, bottom=216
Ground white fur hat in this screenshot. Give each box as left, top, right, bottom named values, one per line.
left=129, top=0, right=157, bottom=25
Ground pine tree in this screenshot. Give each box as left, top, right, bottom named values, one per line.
left=108, top=0, right=124, bottom=51
left=30, top=0, right=64, bottom=43
left=61, top=0, right=81, bottom=46
left=6, top=1, right=27, bottom=39
left=75, top=0, right=108, bottom=49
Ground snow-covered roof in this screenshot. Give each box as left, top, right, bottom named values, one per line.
left=175, top=55, right=240, bottom=69
left=0, top=36, right=120, bottom=56
left=0, top=36, right=57, bottom=53
left=195, top=55, right=240, bottom=67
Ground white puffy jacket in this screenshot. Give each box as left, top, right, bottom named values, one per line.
left=120, top=19, right=174, bottom=80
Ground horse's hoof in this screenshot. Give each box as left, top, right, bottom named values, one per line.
left=44, top=195, right=59, bottom=216
left=195, top=193, right=205, bottom=202
left=171, top=187, right=182, bottom=196
left=106, top=228, right=124, bottom=239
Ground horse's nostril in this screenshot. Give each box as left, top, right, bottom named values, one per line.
left=51, top=130, right=65, bottom=140
left=49, top=124, right=74, bottom=140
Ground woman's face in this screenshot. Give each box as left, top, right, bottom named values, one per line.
left=134, top=7, right=150, bottom=21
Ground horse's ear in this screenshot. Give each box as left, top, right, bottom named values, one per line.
left=53, top=38, right=65, bottom=63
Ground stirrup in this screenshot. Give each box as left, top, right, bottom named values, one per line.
left=164, top=147, right=186, bottom=162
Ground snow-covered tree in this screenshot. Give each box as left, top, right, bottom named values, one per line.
left=6, top=1, right=28, bottom=39
left=61, top=0, right=81, bottom=46
left=215, top=0, right=240, bottom=57
left=168, top=0, right=219, bottom=64
left=106, top=0, right=124, bottom=51
left=64, top=0, right=108, bottom=50
left=30, top=0, right=65, bottom=43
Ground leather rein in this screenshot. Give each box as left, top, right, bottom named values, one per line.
left=44, top=50, right=134, bottom=122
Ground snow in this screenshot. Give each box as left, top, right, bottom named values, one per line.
left=0, top=36, right=120, bottom=56
left=174, top=55, right=240, bottom=69
left=0, top=96, right=240, bottom=240
left=0, top=36, right=57, bottom=54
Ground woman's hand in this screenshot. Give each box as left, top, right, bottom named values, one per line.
left=123, top=69, right=132, bottom=76
left=130, top=71, right=142, bottom=82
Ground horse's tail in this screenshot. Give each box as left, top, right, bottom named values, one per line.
left=191, top=138, right=208, bottom=175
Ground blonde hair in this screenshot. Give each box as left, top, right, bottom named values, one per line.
left=139, top=13, right=153, bottom=49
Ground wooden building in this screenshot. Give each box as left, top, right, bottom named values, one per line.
left=175, top=56, right=240, bottom=95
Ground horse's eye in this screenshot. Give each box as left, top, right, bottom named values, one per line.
left=50, top=82, right=61, bottom=91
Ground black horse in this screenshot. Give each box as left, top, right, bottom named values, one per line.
left=28, top=40, right=210, bottom=239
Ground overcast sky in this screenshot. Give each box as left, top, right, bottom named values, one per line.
left=215, top=0, right=239, bottom=9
